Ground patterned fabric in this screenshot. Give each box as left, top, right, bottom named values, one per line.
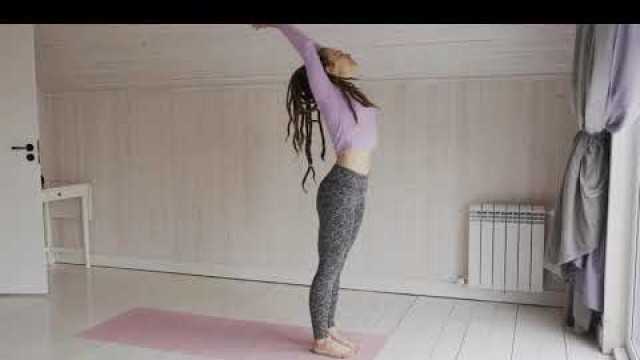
left=309, top=164, right=368, bottom=339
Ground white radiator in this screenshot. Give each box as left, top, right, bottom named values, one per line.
left=468, top=203, right=546, bottom=292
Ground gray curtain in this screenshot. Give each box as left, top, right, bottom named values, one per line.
left=545, top=24, right=640, bottom=332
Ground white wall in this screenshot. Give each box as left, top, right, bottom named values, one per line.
left=36, top=24, right=577, bottom=305
left=35, top=24, right=575, bottom=90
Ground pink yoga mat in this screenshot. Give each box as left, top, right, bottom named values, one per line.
left=78, top=307, right=388, bottom=359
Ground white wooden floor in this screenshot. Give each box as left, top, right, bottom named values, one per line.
left=0, top=264, right=609, bottom=360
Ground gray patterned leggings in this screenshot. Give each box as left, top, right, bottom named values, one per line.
left=310, top=164, right=368, bottom=340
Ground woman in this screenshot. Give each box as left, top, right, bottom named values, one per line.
left=253, top=24, right=378, bottom=359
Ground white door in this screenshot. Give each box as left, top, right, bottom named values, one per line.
left=628, top=188, right=640, bottom=359
left=0, top=25, right=48, bottom=294
left=624, top=119, right=640, bottom=359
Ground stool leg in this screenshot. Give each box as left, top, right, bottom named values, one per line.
left=81, top=196, right=91, bottom=268
left=43, top=202, right=54, bottom=265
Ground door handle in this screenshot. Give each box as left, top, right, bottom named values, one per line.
left=11, top=144, right=34, bottom=152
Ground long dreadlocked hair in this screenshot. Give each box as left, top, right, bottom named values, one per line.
left=286, top=48, right=377, bottom=192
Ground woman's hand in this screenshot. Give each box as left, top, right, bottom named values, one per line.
left=251, top=24, right=278, bottom=30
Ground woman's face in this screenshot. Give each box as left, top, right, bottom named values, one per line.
left=321, top=48, right=359, bottom=78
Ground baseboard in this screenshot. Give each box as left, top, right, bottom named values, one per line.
left=50, top=248, right=566, bottom=307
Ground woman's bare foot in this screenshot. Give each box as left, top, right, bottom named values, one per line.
left=311, top=337, right=355, bottom=358
left=328, top=327, right=361, bottom=353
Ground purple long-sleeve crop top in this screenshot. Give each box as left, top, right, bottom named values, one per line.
left=277, top=24, right=378, bottom=154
